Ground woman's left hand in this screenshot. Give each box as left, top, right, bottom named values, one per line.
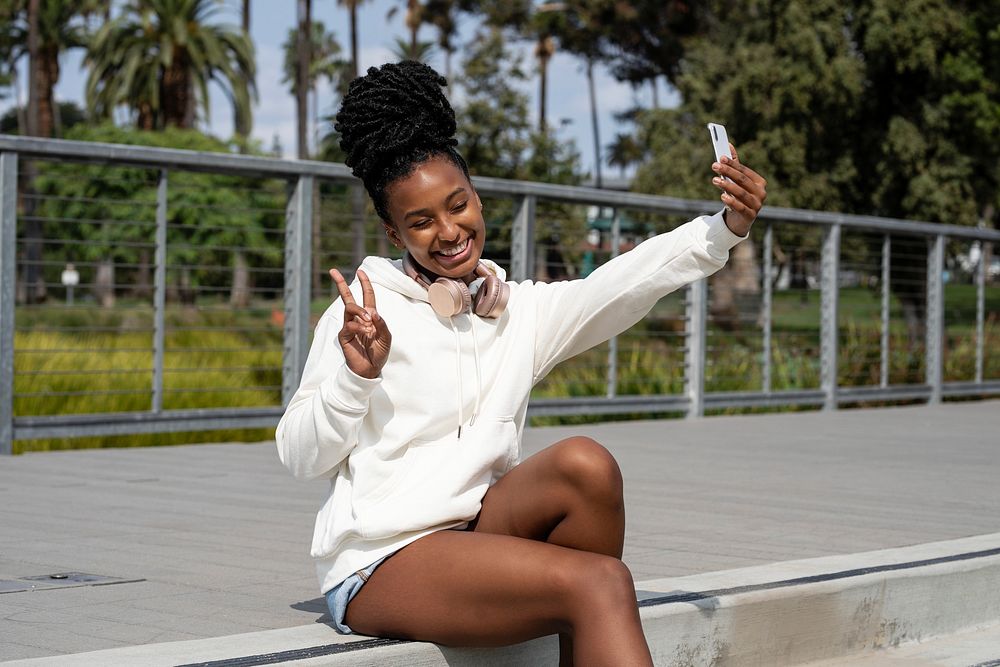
left=712, top=143, right=767, bottom=237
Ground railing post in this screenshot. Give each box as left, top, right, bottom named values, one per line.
left=0, top=152, right=17, bottom=455
left=151, top=170, right=167, bottom=413
left=283, top=175, right=314, bottom=406
left=881, top=234, right=891, bottom=388
left=510, top=195, right=536, bottom=283
left=606, top=209, right=622, bottom=398
left=761, top=222, right=773, bottom=393
left=926, top=234, right=945, bottom=403
left=820, top=223, right=841, bottom=411
left=685, top=279, right=707, bottom=418
left=975, top=240, right=986, bottom=384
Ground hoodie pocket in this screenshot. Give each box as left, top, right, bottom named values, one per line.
left=355, top=416, right=517, bottom=540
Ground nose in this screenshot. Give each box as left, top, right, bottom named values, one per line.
left=437, top=215, right=462, bottom=243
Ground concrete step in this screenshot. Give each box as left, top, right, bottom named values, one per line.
left=800, top=623, right=1000, bottom=666
left=5, top=533, right=999, bottom=667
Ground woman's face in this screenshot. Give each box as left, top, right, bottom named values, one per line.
left=383, top=157, right=485, bottom=280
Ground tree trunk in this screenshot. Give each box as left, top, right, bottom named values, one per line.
left=650, top=76, right=659, bottom=109
left=26, top=0, right=39, bottom=138
left=350, top=5, right=359, bottom=79
left=235, top=0, right=252, bottom=147
left=709, top=239, right=761, bottom=330
left=94, top=259, right=116, bottom=308
left=38, top=46, right=60, bottom=138
left=407, top=0, right=419, bottom=53
left=11, top=65, right=26, bottom=134
left=587, top=58, right=602, bottom=189
left=230, top=250, right=251, bottom=307
left=137, top=102, right=155, bottom=130
left=162, top=55, right=191, bottom=128
left=296, top=0, right=311, bottom=159
left=312, top=181, right=322, bottom=301
left=537, top=38, right=552, bottom=133
left=179, top=266, right=195, bottom=305
left=134, top=247, right=152, bottom=298
left=22, top=0, right=46, bottom=303
left=351, top=185, right=366, bottom=268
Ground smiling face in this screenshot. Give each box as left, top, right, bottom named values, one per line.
left=382, top=156, right=485, bottom=280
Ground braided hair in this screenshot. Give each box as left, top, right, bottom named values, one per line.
left=335, top=60, right=470, bottom=224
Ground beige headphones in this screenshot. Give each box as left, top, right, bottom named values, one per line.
left=402, top=252, right=509, bottom=318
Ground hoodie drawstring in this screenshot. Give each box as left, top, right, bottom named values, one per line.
left=449, top=312, right=484, bottom=440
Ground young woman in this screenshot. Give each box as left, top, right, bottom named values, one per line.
left=276, top=60, right=766, bottom=665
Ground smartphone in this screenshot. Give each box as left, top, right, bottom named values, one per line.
left=707, top=122, right=733, bottom=182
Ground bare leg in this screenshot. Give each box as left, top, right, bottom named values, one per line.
left=345, top=530, right=649, bottom=665
left=346, top=436, right=651, bottom=666
left=468, top=436, right=641, bottom=666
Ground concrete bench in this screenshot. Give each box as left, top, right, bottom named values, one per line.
left=8, top=533, right=999, bottom=666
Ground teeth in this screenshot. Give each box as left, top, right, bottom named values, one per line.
left=438, top=239, right=468, bottom=257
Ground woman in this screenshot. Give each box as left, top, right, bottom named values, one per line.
left=276, top=61, right=766, bottom=665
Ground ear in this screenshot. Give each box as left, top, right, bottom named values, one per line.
left=383, top=222, right=403, bottom=249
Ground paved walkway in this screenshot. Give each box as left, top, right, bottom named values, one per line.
left=1, top=400, right=998, bottom=661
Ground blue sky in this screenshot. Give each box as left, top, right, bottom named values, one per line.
left=1, top=0, right=679, bottom=178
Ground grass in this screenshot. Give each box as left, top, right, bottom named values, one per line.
left=10, top=285, right=1000, bottom=452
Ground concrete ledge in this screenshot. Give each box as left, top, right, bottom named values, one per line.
left=6, top=533, right=1000, bottom=667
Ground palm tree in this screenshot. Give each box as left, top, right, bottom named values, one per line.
left=282, top=21, right=346, bottom=155
left=422, top=0, right=457, bottom=84
left=235, top=0, right=252, bottom=146
left=606, top=132, right=644, bottom=177
left=387, top=0, right=423, bottom=57
left=2, top=0, right=99, bottom=138
left=336, top=0, right=375, bottom=265
left=389, top=36, right=435, bottom=62
left=85, top=0, right=256, bottom=131
left=296, top=0, right=311, bottom=160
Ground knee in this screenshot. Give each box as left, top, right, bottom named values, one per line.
left=553, top=437, right=624, bottom=508
left=553, top=554, right=636, bottom=617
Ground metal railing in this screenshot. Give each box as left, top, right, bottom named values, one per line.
left=1, top=135, right=998, bottom=454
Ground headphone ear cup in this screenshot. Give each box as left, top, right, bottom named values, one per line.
left=428, top=278, right=471, bottom=317
left=473, top=275, right=510, bottom=318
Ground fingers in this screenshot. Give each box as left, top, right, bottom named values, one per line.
left=329, top=269, right=356, bottom=306
left=358, top=270, right=377, bottom=312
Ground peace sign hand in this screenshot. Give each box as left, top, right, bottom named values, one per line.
left=329, top=269, right=392, bottom=380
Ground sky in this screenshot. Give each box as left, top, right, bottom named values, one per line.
left=0, top=0, right=681, bottom=179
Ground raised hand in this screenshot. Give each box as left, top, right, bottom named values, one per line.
left=329, top=269, right=392, bottom=380
left=712, top=143, right=768, bottom=237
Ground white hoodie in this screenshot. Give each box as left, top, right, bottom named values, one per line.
left=276, top=210, right=746, bottom=593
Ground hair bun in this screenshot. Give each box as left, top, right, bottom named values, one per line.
left=335, top=60, right=457, bottom=183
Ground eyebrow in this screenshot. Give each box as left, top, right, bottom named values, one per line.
left=403, top=187, right=467, bottom=219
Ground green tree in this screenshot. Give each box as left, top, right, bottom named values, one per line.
left=282, top=20, right=347, bottom=153
left=633, top=0, right=1000, bottom=335
left=389, top=35, right=435, bottom=62
left=0, top=0, right=101, bottom=138
left=455, top=27, right=531, bottom=179
left=85, top=0, right=256, bottom=131
left=33, top=125, right=283, bottom=308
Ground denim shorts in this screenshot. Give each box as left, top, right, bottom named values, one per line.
left=324, top=555, right=389, bottom=634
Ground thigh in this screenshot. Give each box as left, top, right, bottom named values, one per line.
left=469, top=436, right=620, bottom=540
left=344, top=528, right=605, bottom=646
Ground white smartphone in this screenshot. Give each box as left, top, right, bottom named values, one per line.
left=707, top=122, right=733, bottom=182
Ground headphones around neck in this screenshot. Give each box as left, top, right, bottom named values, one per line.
left=402, top=252, right=510, bottom=319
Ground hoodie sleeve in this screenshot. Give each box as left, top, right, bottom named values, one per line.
left=531, top=210, right=747, bottom=382
left=275, top=309, right=382, bottom=480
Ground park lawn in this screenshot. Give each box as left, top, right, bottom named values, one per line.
left=11, top=283, right=999, bottom=452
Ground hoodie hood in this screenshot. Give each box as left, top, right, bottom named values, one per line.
left=359, top=255, right=508, bottom=304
